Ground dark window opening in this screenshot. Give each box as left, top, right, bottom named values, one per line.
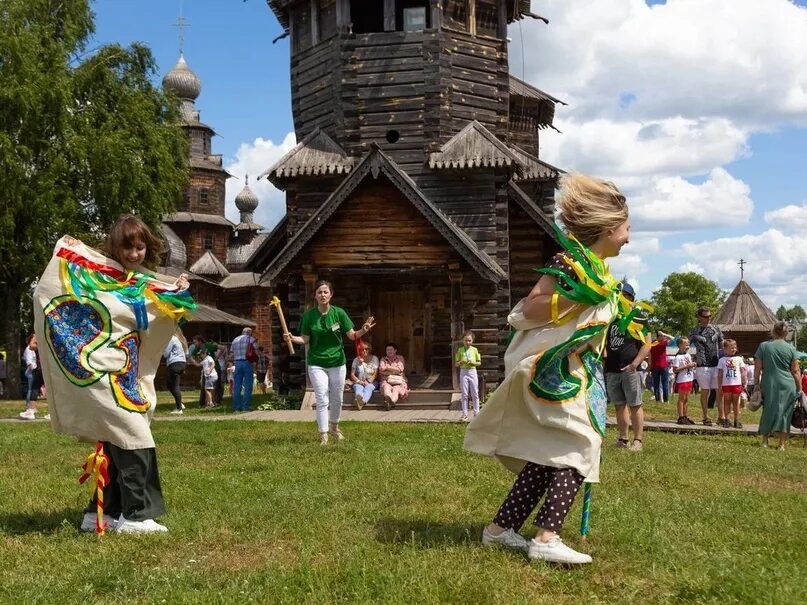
left=445, top=0, right=467, bottom=30
left=398, top=1, right=429, bottom=31
left=350, top=0, right=383, bottom=33
left=385, top=129, right=400, bottom=144
left=477, top=0, right=499, bottom=37
left=181, top=189, right=191, bottom=210
left=203, top=234, right=214, bottom=251
left=199, top=188, right=210, bottom=206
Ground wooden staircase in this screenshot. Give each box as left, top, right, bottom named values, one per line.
left=301, top=388, right=459, bottom=411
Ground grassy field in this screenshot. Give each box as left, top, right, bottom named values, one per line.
left=1, top=419, right=805, bottom=604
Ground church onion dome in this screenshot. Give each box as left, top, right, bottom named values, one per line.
left=162, top=54, right=201, bottom=101
left=235, top=175, right=259, bottom=214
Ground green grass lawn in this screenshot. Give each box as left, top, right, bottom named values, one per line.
left=1, top=420, right=805, bottom=604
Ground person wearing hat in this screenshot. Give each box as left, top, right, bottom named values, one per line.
left=605, top=282, right=652, bottom=451
left=689, top=307, right=724, bottom=426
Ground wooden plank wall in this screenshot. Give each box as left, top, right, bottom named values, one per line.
left=291, top=36, right=339, bottom=139
left=508, top=199, right=553, bottom=304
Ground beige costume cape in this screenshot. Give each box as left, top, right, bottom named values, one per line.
left=464, top=298, right=614, bottom=483
left=33, top=237, right=184, bottom=450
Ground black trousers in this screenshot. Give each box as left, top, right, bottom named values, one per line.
left=493, top=463, right=583, bottom=533
left=84, top=442, right=165, bottom=521
left=166, top=362, right=186, bottom=409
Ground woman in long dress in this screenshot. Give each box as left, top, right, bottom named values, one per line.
left=465, top=173, right=646, bottom=565
left=754, top=321, right=800, bottom=450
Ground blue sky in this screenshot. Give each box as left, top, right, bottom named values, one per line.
left=92, top=0, right=807, bottom=308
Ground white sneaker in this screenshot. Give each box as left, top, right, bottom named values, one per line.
left=80, top=512, right=119, bottom=532
left=528, top=537, right=592, bottom=564
left=320, top=432, right=329, bottom=446
left=116, top=516, right=168, bottom=533
left=19, top=409, right=36, bottom=420
left=481, top=526, right=530, bottom=553
left=169, top=409, right=183, bottom=415
left=461, top=414, right=469, bottom=422
left=329, top=425, right=345, bottom=441
left=43, top=414, right=51, bottom=421
left=180, top=403, right=186, bottom=410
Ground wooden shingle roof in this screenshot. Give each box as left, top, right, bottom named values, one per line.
left=429, top=121, right=521, bottom=170
left=189, top=250, right=230, bottom=278
left=260, top=144, right=507, bottom=285
left=259, top=128, right=354, bottom=188
left=509, top=145, right=562, bottom=181
left=714, top=280, right=778, bottom=333
left=509, top=75, right=565, bottom=128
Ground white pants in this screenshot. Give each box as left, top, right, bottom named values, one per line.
left=308, top=365, right=346, bottom=433
left=460, top=368, right=480, bottom=414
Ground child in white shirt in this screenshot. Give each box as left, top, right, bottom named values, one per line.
left=716, top=339, right=746, bottom=429
left=201, top=351, right=218, bottom=408
left=671, top=337, right=696, bottom=425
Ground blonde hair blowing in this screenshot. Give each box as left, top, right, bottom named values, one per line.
left=556, top=172, right=629, bottom=246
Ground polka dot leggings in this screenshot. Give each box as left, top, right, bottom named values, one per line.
left=493, top=463, right=583, bottom=533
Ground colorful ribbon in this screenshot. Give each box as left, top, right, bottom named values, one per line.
left=580, top=482, right=592, bottom=539
left=57, top=247, right=196, bottom=328
left=78, top=442, right=111, bottom=535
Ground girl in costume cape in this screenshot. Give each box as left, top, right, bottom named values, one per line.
left=33, top=215, right=195, bottom=534
left=464, top=173, right=650, bottom=565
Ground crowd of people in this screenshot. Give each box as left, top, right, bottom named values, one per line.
left=607, top=304, right=802, bottom=452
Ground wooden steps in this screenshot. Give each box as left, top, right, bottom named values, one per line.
left=301, top=388, right=458, bottom=410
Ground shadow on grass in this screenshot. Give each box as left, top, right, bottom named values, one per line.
left=375, top=518, right=481, bottom=548
left=0, top=507, right=80, bottom=535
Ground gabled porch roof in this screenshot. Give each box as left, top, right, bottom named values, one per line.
left=260, top=144, right=507, bottom=285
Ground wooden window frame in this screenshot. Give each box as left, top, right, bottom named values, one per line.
left=203, top=233, right=214, bottom=251
left=199, top=188, right=210, bottom=207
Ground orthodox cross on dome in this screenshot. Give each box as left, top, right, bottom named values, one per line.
left=172, top=15, right=191, bottom=55
left=738, top=258, right=746, bottom=280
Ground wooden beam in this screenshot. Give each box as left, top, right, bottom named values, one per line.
left=468, top=0, right=477, bottom=36
left=497, top=0, right=507, bottom=39
left=384, top=0, right=396, bottom=31
left=432, top=0, right=443, bottom=30
left=449, top=271, right=464, bottom=392
left=336, top=0, right=350, bottom=31
left=311, top=0, right=320, bottom=45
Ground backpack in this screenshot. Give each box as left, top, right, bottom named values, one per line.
left=792, top=394, right=807, bottom=430
left=246, top=340, right=258, bottom=363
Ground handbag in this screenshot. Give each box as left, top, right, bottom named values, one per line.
left=386, top=374, right=403, bottom=386
left=246, top=341, right=258, bottom=363
left=748, top=388, right=763, bottom=412
left=792, top=394, right=807, bottom=430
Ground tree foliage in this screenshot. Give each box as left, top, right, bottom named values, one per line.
left=0, top=0, right=188, bottom=396
left=649, top=272, right=727, bottom=337
left=775, top=305, right=806, bottom=322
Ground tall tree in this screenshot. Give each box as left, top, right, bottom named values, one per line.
left=649, top=272, right=727, bottom=336
left=0, top=0, right=188, bottom=398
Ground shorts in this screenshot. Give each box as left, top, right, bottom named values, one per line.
left=606, top=371, right=643, bottom=406
left=204, top=374, right=218, bottom=389
left=722, top=384, right=744, bottom=395
left=694, top=366, right=718, bottom=390
left=677, top=381, right=693, bottom=394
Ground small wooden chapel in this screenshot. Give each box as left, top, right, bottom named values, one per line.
left=249, top=0, right=564, bottom=395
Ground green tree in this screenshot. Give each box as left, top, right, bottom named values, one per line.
left=649, top=272, right=727, bottom=337
left=0, top=0, right=188, bottom=398
left=776, top=305, right=788, bottom=320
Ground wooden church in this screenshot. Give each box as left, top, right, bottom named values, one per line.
left=249, top=0, right=564, bottom=394
left=714, top=279, right=779, bottom=357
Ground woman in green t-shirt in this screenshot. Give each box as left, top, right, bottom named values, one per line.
left=285, top=280, right=375, bottom=445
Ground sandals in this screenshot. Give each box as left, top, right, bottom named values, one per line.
left=702, top=418, right=713, bottom=426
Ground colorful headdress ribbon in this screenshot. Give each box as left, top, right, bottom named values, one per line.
left=78, top=442, right=111, bottom=535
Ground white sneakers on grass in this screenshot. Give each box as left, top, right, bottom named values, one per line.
left=482, top=526, right=592, bottom=564
left=528, top=536, right=592, bottom=564
left=19, top=409, right=36, bottom=420
left=80, top=512, right=119, bottom=532
left=80, top=512, right=167, bottom=533
left=116, top=517, right=168, bottom=533
left=481, top=526, right=530, bottom=553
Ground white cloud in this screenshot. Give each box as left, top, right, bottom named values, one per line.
left=629, top=167, right=753, bottom=231
left=224, top=132, right=297, bottom=230
left=677, top=262, right=704, bottom=274
left=622, top=234, right=660, bottom=256
left=680, top=228, right=807, bottom=306
left=516, top=0, right=807, bottom=128
left=764, top=202, right=807, bottom=231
